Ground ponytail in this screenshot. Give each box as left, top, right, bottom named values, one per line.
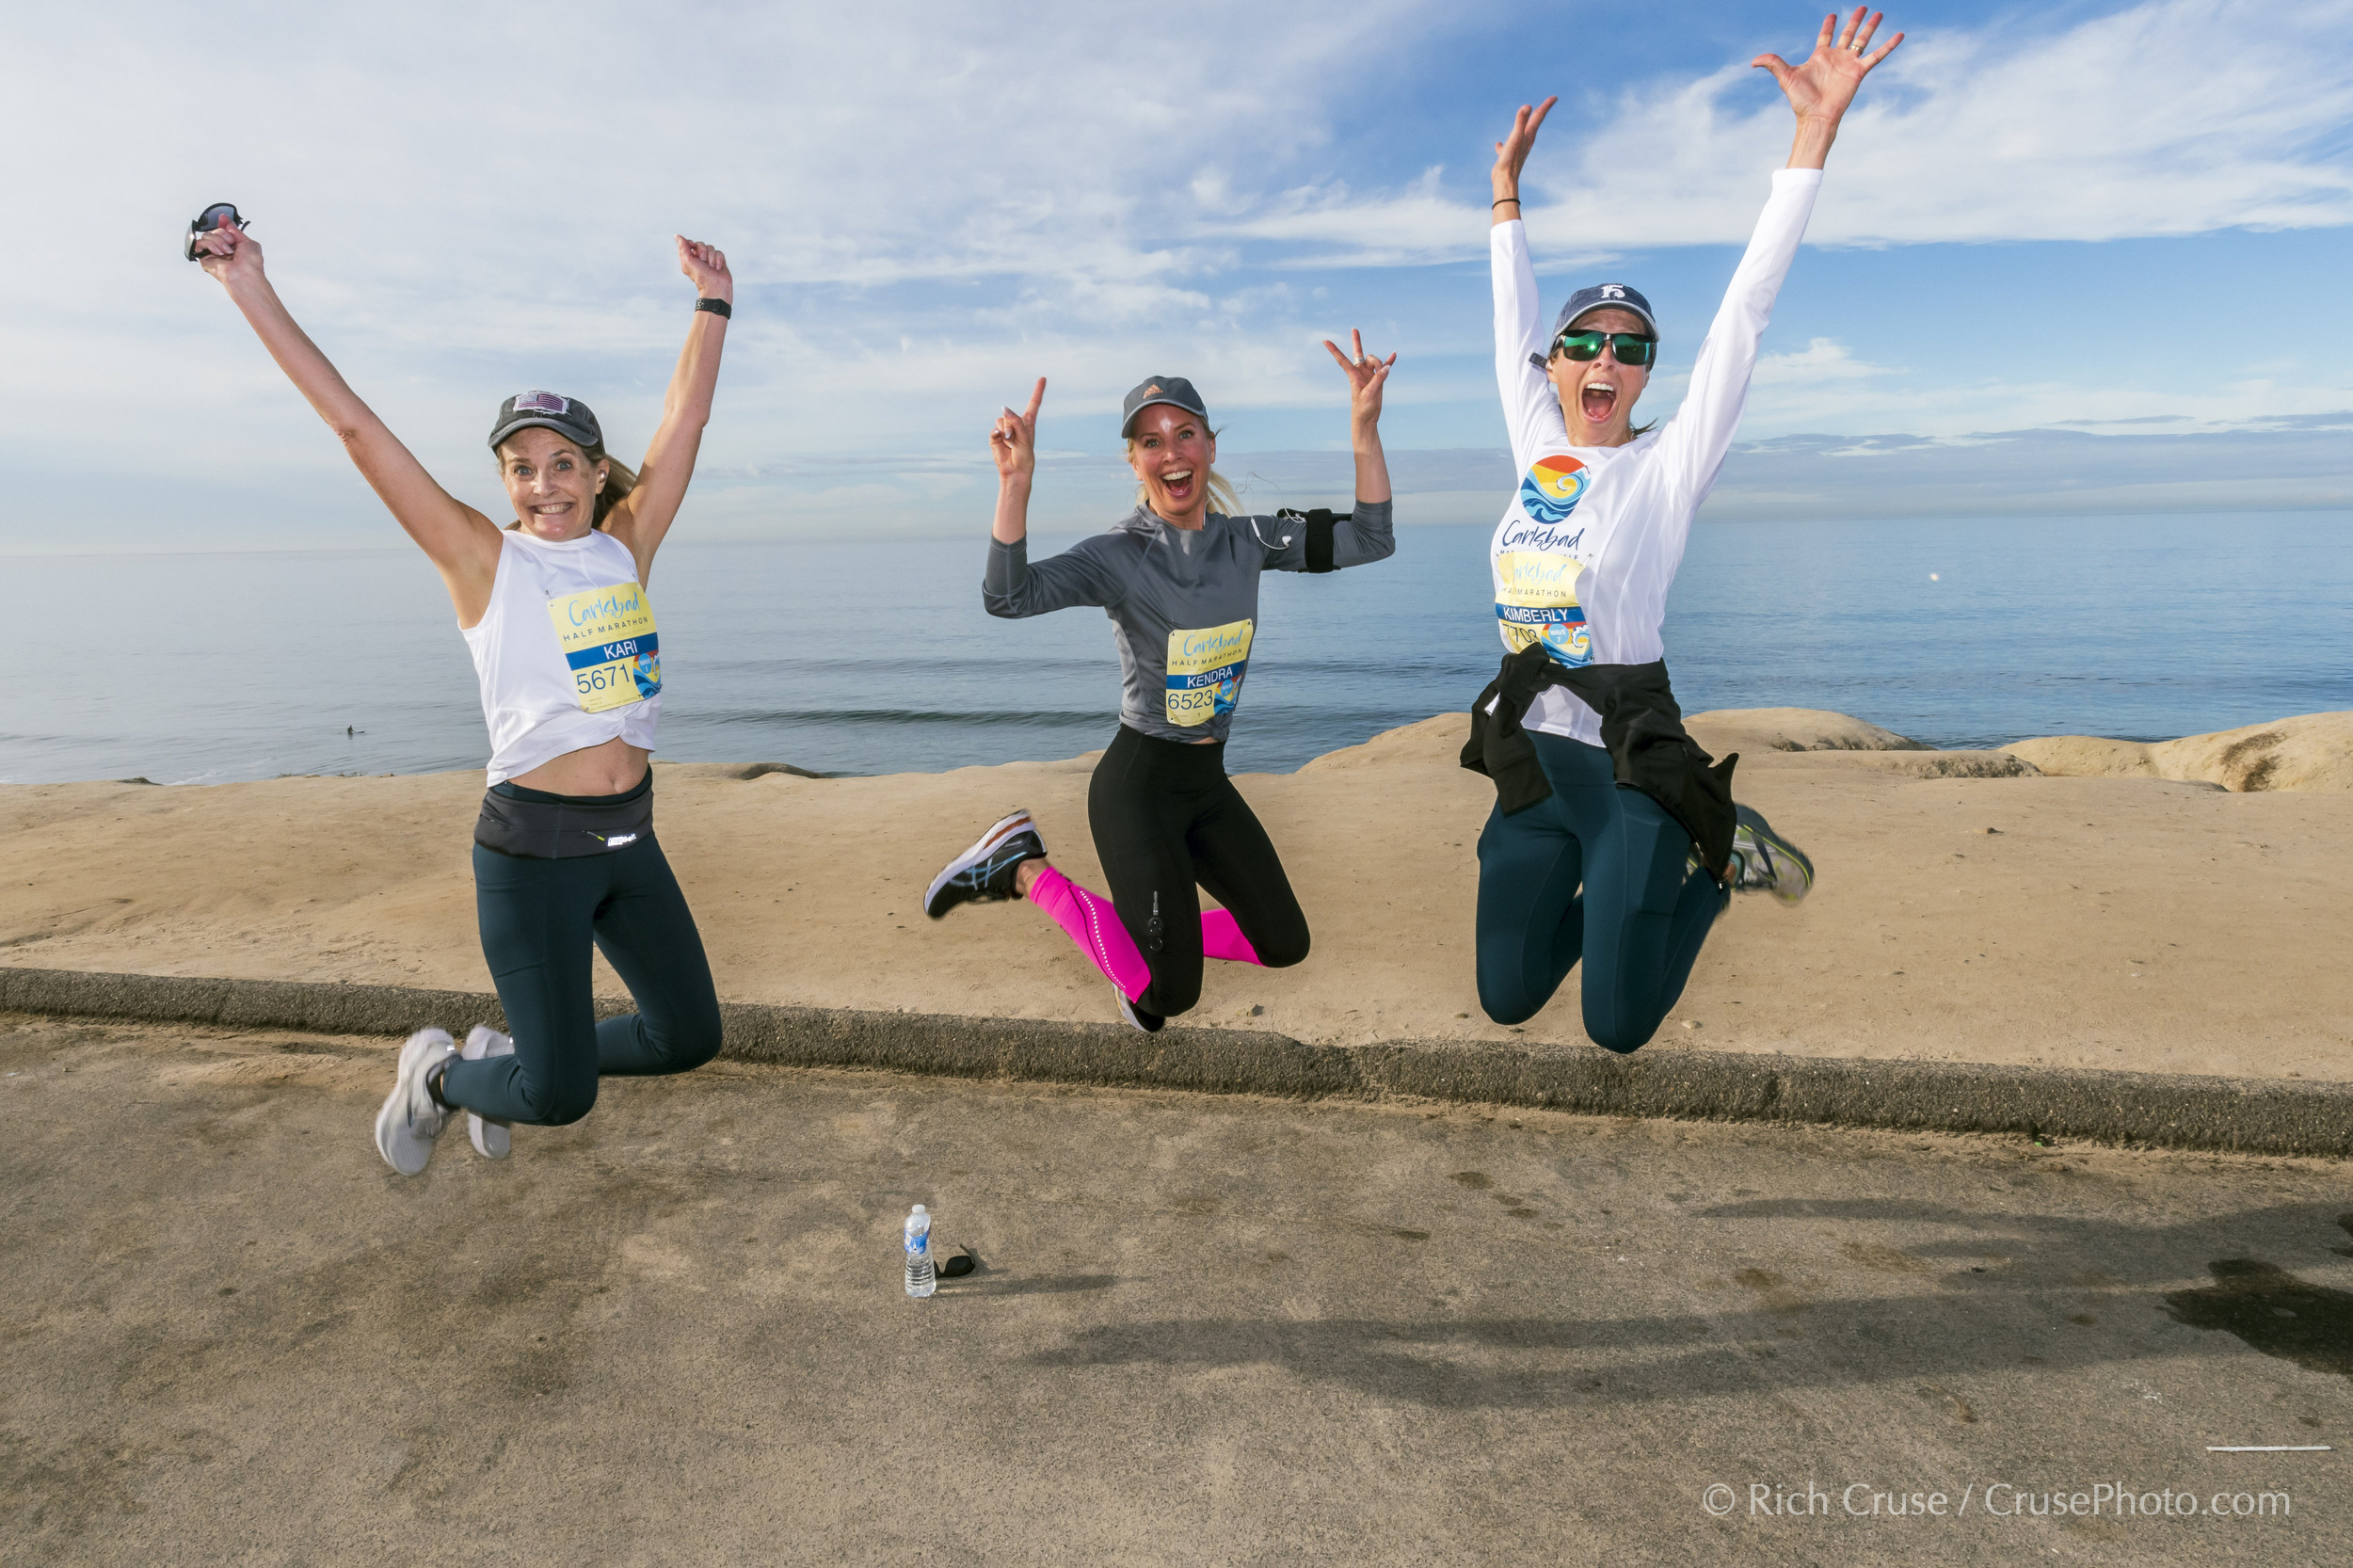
left=590, top=452, right=637, bottom=528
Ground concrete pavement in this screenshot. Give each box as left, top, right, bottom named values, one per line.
left=4, top=1014, right=2347, bottom=1565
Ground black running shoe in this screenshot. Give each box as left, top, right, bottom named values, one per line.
left=924, top=809, right=1048, bottom=918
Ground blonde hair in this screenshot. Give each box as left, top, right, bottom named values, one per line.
left=1125, top=434, right=1242, bottom=518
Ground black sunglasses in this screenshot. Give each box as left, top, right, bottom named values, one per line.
left=184, top=202, right=248, bottom=262
left=1552, top=328, right=1657, bottom=367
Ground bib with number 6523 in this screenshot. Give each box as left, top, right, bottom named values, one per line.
left=548, top=582, right=661, bottom=713
left=1165, top=617, right=1254, bottom=728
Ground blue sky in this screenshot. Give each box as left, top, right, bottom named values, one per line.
left=5, top=0, right=2348, bottom=550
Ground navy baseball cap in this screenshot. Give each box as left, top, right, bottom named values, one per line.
left=1548, top=283, right=1657, bottom=345
left=488, top=391, right=604, bottom=453
left=1121, top=376, right=1209, bottom=440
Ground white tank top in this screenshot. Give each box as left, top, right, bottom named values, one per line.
left=461, top=529, right=663, bottom=785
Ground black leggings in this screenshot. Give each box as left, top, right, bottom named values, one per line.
left=440, top=782, right=724, bottom=1126
left=1088, top=725, right=1310, bottom=1017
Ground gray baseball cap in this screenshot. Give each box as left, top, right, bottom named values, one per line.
left=1549, top=282, right=1658, bottom=344
left=488, top=390, right=604, bottom=453
left=1121, top=376, right=1209, bottom=440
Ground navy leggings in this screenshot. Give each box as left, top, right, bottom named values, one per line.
left=1474, top=730, right=1726, bottom=1051
left=440, top=823, right=724, bottom=1126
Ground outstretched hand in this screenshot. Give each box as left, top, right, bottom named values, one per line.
left=991, top=377, right=1046, bottom=484
left=1753, top=8, right=1902, bottom=128
left=1323, top=330, right=1396, bottom=426
left=192, top=222, right=264, bottom=289
left=1491, top=96, right=1557, bottom=200
left=677, top=236, right=732, bottom=304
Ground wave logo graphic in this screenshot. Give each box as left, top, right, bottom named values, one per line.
left=1517, top=455, right=1589, bottom=525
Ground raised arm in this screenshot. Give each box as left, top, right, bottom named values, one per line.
left=989, top=378, right=1045, bottom=546
left=1487, top=98, right=1568, bottom=469
left=1324, top=328, right=1395, bottom=508
left=1753, top=8, right=1903, bottom=170
left=1654, top=10, right=1901, bottom=498
left=600, top=237, right=733, bottom=582
left=981, top=379, right=1123, bottom=617
left=1260, top=333, right=1398, bottom=573
left=195, top=224, right=502, bottom=620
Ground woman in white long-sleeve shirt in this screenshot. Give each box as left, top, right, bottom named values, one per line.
left=1471, top=8, right=1901, bottom=1047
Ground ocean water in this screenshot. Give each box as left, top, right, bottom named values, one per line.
left=7, top=512, right=2348, bottom=785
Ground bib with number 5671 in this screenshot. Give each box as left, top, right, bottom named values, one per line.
left=547, top=582, right=661, bottom=713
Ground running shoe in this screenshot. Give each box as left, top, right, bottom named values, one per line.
left=1727, top=804, right=1816, bottom=905
left=374, top=1027, right=457, bottom=1177
left=924, top=809, right=1047, bottom=919
left=460, top=1025, right=515, bottom=1160
left=1116, top=989, right=1165, bottom=1033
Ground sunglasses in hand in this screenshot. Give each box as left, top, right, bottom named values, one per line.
left=184, top=202, right=248, bottom=262
left=1551, top=329, right=1657, bottom=367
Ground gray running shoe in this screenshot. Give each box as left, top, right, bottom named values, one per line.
left=1727, top=805, right=1816, bottom=904
left=925, top=809, right=1048, bottom=918
left=460, top=1025, right=515, bottom=1160
left=374, top=1028, right=457, bottom=1176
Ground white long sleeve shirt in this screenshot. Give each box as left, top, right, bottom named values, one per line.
left=1489, top=168, right=1821, bottom=745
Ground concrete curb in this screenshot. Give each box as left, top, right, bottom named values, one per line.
left=5, top=966, right=2346, bottom=1158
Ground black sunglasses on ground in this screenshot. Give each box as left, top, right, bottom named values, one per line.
left=1551, top=328, right=1657, bottom=367
left=184, top=202, right=248, bottom=262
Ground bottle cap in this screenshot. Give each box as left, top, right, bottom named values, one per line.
left=911, top=1204, right=926, bottom=1213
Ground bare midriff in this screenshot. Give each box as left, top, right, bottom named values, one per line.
left=511, top=736, right=651, bottom=797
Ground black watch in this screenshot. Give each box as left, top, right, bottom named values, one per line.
left=696, top=297, right=732, bottom=319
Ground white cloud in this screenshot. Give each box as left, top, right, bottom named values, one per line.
left=0, top=0, right=1438, bottom=519
left=3, top=0, right=2350, bottom=552
left=1751, top=338, right=1893, bottom=385
left=1208, top=0, right=2353, bottom=261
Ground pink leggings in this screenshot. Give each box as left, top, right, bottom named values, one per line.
left=1027, top=865, right=1260, bottom=1001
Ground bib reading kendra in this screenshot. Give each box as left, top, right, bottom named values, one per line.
left=548, top=582, right=661, bottom=713
left=1164, top=618, right=1254, bottom=728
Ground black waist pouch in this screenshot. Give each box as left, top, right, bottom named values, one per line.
left=474, top=773, right=654, bottom=859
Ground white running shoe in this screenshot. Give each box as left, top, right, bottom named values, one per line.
left=1728, top=805, right=1817, bottom=905
left=460, top=1025, right=515, bottom=1160
left=375, top=1028, right=457, bottom=1177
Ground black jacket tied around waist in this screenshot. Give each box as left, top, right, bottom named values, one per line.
left=1460, top=646, right=1739, bottom=878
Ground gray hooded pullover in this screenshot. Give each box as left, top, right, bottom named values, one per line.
left=984, top=499, right=1395, bottom=745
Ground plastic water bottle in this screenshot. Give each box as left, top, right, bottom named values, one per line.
left=903, top=1204, right=936, bottom=1299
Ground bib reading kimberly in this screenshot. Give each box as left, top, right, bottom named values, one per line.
left=1165, top=619, right=1253, bottom=728
left=1495, top=550, right=1590, bottom=667
left=548, top=583, right=661, bottom=713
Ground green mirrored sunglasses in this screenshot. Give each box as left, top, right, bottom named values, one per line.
left=1552, top=329, right=1657, bottom=367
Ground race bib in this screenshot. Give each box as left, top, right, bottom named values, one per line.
left=1165, top=618, right=1254, bottom=728
left=1495, top=550, right=1591, bottom=667
left=547, top=582, right=661, bottom=713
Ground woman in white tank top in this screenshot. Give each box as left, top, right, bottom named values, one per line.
left=195, top=219, right=735, bottom=1177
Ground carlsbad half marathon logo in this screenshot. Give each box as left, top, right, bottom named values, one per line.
left=1517, top=453, right=1589, bottom=525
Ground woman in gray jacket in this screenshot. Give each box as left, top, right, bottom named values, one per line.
left=924, top=342, right=1396, bottom=1031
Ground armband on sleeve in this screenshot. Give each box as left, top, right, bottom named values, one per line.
left=1276, top=507, right=1346, bottom=573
